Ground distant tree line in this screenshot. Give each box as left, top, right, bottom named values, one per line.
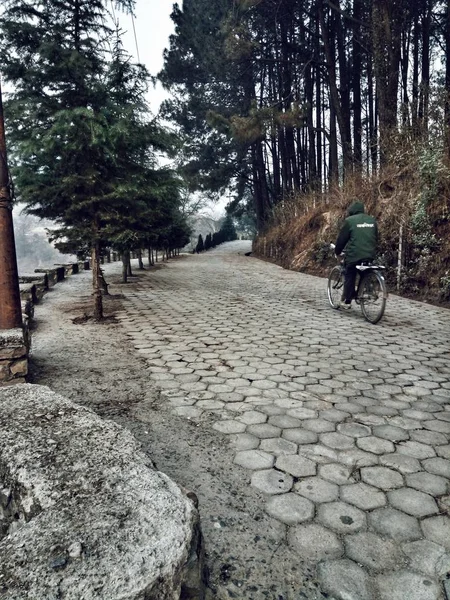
left=0, top=0, right=191, bottom=319
left=195, top=215, right=238, bottom=253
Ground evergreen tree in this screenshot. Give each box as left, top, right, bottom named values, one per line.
left=196, top=234, right=204, bottom=253
left=0, top=0, right=190, bottom=317
left=0, top=0, right=135, bottom=318
left=221, top=214, right=238, bottom=241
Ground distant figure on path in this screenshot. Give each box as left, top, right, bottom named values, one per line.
left=334, top=201, right=378, bottom=310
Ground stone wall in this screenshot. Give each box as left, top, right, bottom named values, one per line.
left=0, top=384, right=205, bottom=599
left=0, top=329, right=29, bottom=385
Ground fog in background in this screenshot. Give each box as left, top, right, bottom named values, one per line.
left=13, top=206, right=76, bottom=274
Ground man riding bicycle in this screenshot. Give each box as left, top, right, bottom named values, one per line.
left=334, top=201, right=378, bottom=310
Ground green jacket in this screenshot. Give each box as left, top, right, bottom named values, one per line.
left=335, top=202, right=378, bottom=265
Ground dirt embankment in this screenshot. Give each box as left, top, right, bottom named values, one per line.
left=253, top=167, right=450, bottom=307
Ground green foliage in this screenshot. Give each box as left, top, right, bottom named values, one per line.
left=220, top=214, right=238, bottom=241
left=1, top=0, right=190, bottom=284
left=410, top=145, right=448, bottom=251
left=440, top=272, right=450, bottom=300
left=196, top=234, right=204, bottom=253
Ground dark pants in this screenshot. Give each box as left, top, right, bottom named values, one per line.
left=343, top=264, right=358, bottom=304
left=343, top=259, right=372, bottom=303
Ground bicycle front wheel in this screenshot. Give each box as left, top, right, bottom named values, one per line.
left=327, top=266, right=344, bottom=309
left=359, top=271, right=387, bottom=324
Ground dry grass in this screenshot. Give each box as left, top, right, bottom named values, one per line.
left=254, top=164, right=450, bottom=305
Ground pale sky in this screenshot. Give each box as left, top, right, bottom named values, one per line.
left=119, top=0, right=176, bottom=114
left=119, top=1, right=227, bottom=218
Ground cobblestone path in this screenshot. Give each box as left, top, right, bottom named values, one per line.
left=117, top=241, right=450, bottom=600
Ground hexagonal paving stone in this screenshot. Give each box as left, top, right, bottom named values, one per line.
left=368, top=507, right=422, bottom=542
left=421, top=516, right=450, bottom=550
left=340, top=482, right=387, bottom=511
left=379, top=453, right=421, bottom=474
left=286, top=407, right=318, bottom=419
left=396, top=440, right=436, bottom=460
left=355, top=413, right=386, bottom=427
left=318, top=559, right=375, bottom=600
left=275, top=454, right=317, bottom=478
left=212, top=420, right=247, bottom=434
left=259, top=404, right=286, bottom=416
left=229, top=433, right=260, bottom=451
left=274, top=398, right=305, bottom=409
left=345, top=531, right=402, bottom=571
left=236, top=410, right=267, bottom=425
left=260, top=437, right=297, bottom=456
left=372, top=424, right=410, bottom=442
left=196, top=399, right=225, bottom=410
left=367, top=405, right=399, bottom=417
left=265, top=493, right=315, bottom=525
left=437, top=445, right=450, bottom=459
left=376, top=570, right=440, bottom=600
left=288, top=523, right=343, bottom=561
left=320, top=409, right=350, bottom=423
left=339, top=448, right=379, bottom=468
left=402, top=539, right=450, bottom=579
left=294, top=476, right=339, bottom=503
left=268, top=414, right=302, bottom=428
left=173, top=406, right=204, bottom=419
left=337, top=423, right=371, bottom=438
left=388, top=416, right=423, bottom=431
left=216, top=391, right=246, bottom=403
left=282, top=428, right=318, bottom=445
left=405, top=472, right=449, bottom=496
left=387, top=487, right=439, bottom=518
left=320, top=432, right=355, bottom=450
left=422, top=457, right=450, bottom=479
left=302, top=419, right=336, bottom=433
left=233, top=449, right=275, bottom=470
left=317, top=501, right=366, bottom=534
left=356, top=436, right=395, bottom=455
left=251, top=379, right=278, bottom=390
left=424, top=419, right=450, bottom=434
left=298, top=444, right=339, bottom=464
left=251, top=468, right=293, bottom=495
left=319, top=463, right=356, bottom=485
left=361, top=466, right=404, bottom=490
left=246, top=423, right=282, bottom=439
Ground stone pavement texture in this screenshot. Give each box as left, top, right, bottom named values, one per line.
left=116, top=241, right=450, bottom=600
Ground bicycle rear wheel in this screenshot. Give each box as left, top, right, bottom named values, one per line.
left=359, top=271, right=387, bottom=324
left=327, top=266, right=344, bottom=309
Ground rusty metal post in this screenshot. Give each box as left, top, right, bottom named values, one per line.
left=0, top=75, right=22, bottom=329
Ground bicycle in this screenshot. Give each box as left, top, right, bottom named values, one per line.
left=327, top=244, right=388, bottom=324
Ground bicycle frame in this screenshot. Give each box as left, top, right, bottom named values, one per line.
left=328, top=244, right=388, bottom=323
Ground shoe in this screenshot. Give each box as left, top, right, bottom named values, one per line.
left=339, top=302, right=352, bottom=310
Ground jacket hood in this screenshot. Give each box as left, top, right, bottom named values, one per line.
left=348, top=201, right=365, bottom=216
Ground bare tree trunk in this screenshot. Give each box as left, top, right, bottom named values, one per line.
left=99, top=269, right=109, bottom=295
left=397, top=222, right=403, bottom=291
left=92, top=240, right=103, bottom=321
left=138, top=249, right=144, bottom=269
left=353, top=0, right=363, bottom=173
left=372, top=0, right=402, bottom=165
left=121, top=254, right=128, bottom=284
left=445, top=0, right=450, bottom=157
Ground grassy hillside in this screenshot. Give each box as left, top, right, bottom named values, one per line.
left=253, top=157, right=450, bottom=306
